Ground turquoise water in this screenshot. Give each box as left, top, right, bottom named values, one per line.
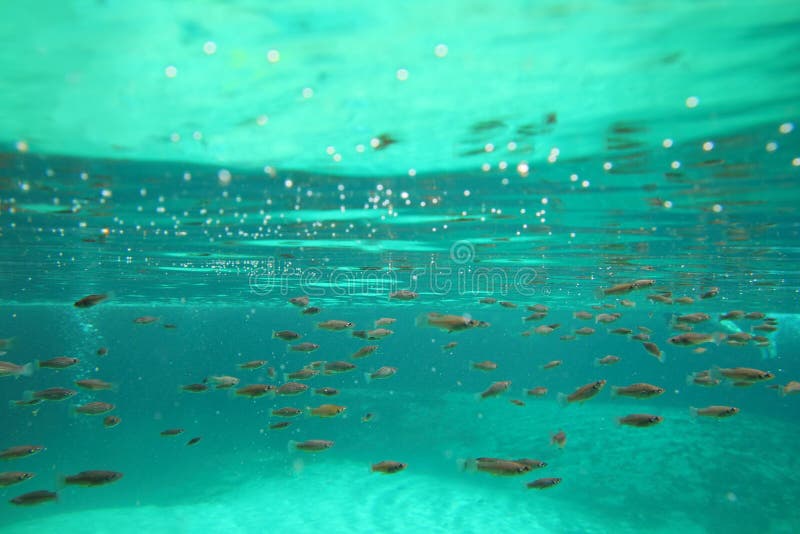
left=1, top=1, right=800, bottom=532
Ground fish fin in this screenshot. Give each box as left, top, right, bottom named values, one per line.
left=556, top=393, right=569, bottom=407
left=689, top=407, right=699, bottom=418
left=20, top=362, right=34, bottom=377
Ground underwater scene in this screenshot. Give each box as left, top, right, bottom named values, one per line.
left=1, top=1, right=800, bottom=532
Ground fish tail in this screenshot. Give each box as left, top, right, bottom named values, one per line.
left=22, top=390, right=34, bottom=401
left=287, top=440, right=297, bottom=454
left=457, top=458, right=477, bottom=473
left=709, top=366, right=723, bottom=382
left=473, top=392, right=483, bottom=401
left=363, top=372, right=372, bottom=384
left=304, top=407, right=313, bottom=417
left=556, top=393, right=569, bottom=407
left=610, top=386, right=619, bottom=397
left=56, top=474, right=67, bottom=490
left=658, top=351, right=666, bottom=364
left=689, top=407, right=699, bottom=418
left=779, top=386, right=787, bottom=397
left=593, top=358, right=602, bottom=368
left=685, top=374, right=697, bottom=386
left=592, top=287, right=605, bottom=300
left=712, top=332, right=726, bottom=345
left=20, top=362, right=34, bottom=377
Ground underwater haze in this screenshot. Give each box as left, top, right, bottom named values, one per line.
left=1, top=1, right=800, bottom=533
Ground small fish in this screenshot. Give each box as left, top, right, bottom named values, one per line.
left=163, top=324, right=178, bottom=329
left=9, top=490, right=57, bottom=506
left=573, top=311, right=593, bottom=320
left=499, top=301, right=517, bottom=309
left=668, top=332, right=721, bottom=346
left=74, top=294, right=108, bottom=308
left=600, top=279, right=655, bottom=296
left=313, top=387, right=339, bottom=396
left=389, top=290, right=418, bottom=301
left=551, top=430, right=567, bottom=447
left=642, top=341, right=664, bottom=362
left=238, top=360, right=267, bottom=370
left=510, top=399, right=525, bottom=406
left=0, top=446, right=45, bottom=461
left=690, top=405, right=739, bottom=418
left=353, top=328, right=394, bottom=340
left=204, top=376, right=239, bottom=389
left=462, top=458, right=531, bottom=476
left=534, top=324, right=560, bottom=335
left=273, top=330, right=301, bottom=341
left=700, top=287, right=719, bottom=299
left=675, top=297, right=695, bottom=305
left=285, top=368, right=318, bottom=380
left=777, top=381, right=800, bottom=396
left=715, top=367, right=774, bottom=383
left=0, top=471, right=35, bottom=487
left=289, top=296, right=310, bottom=307
left=371, top=461, right=407, bottom=474
left=527, top=477, right=562, bottom=490
left=753, top=323, right=778, bottom=333
left=425, top=313, right=488, bottom=333
left=38, top=357, right=79, bottom=369
left=559, top=380, right=606, bottom=405
left=181, top=383, right=209, bottom=393
left=272, top=407, right=302, bottom=417
left=290, top=342, right=319, bottom=353
left=595, top=313, right=621, bottom=324
left=361, top=413, right=375, bottom=423
left=631, top=333, right=650, bottom=342
left=611, top=383, right=665, bottom=399
left=235, top=384, right=276, bottom=398
left=75, top=379, right=115, bottom=391
left=160, top=428, right=184, bottom=437
left=744, top=311, right=766, bottom=320
left=442, top=341, right=459, bottom=351
left=478, top=380, right=512, bottom=399
left=366, top=366, right=397, bottom=381
left=74, top=401, right=115, bottom=415
left=479, top=297, right=497, bottom=304
left=595, top=355, right=621, bottom=367
left=324, top=361, right=356, bottom=374
left=62, top=470, right=123, bottom=486
left=720, top=310, right=746, bottom=320
left=308, top=404, right=346, bottom=417
left=277, top=382, right=309, bottom=395
left=647, top=293, right=673, bottom=305
left=302, top=306, right=322, bottom=315
left=317, top=320, right=354, bottom=331
left=186, top=437, right=202, bottom=446
left=96, top=347, right=108, bottom=357
left=103, top=415, right=121, bottom=428
left=542, top=360, right=562, bottom=370
left=32, top=387, right=77, bottom=401
left=527, top=304, right=549, bottom=312
left=352, top=346, right=379, bottom=359
left=10, top=399, right=42, bottom=407
left=471, top=360, right=497, bottom=371
left=524, top=312, right=548, bottom=321
left=526, top=387, right=548, bottom=397
left=290, top=439, right=334, bottom=452
left=619, top=299, right=636, bottom=308
left=133, top=315, right=159, bottom=325
left=0, top=361, right=34, bottom=378
left=574, top=327, right=595, bottom=336
left=674, top=313, right=711, bottom=324
left=374, top=317, right=397, bottom=326
left=617, top=414, right=664, bottom=427
left=269, top=422, right=291, bottom=430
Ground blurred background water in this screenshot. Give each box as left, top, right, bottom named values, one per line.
left=1, top=1, right=799, bottom=532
